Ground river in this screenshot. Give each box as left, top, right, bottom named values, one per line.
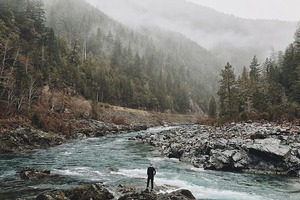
left=1, top=126, right=300, bottom=200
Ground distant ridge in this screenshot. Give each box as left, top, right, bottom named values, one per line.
left=86, top=0, right=297, bottom=70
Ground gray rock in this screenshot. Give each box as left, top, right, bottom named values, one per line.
left=159, top=189, right=196, bottom=200
left=134, top=123, right=300, bottom=177
left=118, top=187, right=196, bottom=200
left=246, top=138, right=291, bottom=161
left=204, top=149, right=235, bottom=170
left=19, top=167, right=50, bottom=180
left=36, top=183, right=114, bottom=200
left=0, top=127, right=64, bottom=153
left=250, top=131, right=266, bottom=140
left=168, top=143, right=184, bottom=158
left=232, top=151, right=251, bottom=169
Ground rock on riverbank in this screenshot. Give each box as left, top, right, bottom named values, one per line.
left=14, top=168, right=196, bottom=200
left=20, top=183, right=196, bottom=200
left=67, top=119, right=149, bottom=139
left=0, top=119, right=149, bottom=154
left=34, top=183, right=114, bottom=200
left=134, top=122, right=300, bottom=177
left=0, top=125, right=64, bottom=153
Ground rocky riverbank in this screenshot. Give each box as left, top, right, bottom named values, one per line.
left=30, top=184, right=195, bottom=200
left=0, top=124, right=64, bottom=154
left=0, top=116, right=197, bottom=199
left=0, top=106, right=198, bottom=154
left=0, top=119, right=149, bottom=154
left=133, top=122, right=300, bottom=177
left=12, top=168, right=196, bottom=200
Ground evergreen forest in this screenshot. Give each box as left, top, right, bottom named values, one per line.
left=1, top=0, right=300, bottom=124
left=214, top=29, right=300, bottom=121
left=0, top=0, right=221, bottom=120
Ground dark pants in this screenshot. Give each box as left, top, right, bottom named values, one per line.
left=147, top=176, right=154, bottom=189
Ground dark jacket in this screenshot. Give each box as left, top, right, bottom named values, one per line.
left=147, top=166, right=156, bottom=178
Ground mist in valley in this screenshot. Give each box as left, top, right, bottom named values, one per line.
left=38, top=0, right=300, bottom=114
left=3, top=0, right=298, bottom=115
left=2, top=1, right=300, bottom=199
left=86, top=0, right=298, bottom=71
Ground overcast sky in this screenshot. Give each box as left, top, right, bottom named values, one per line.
left=187, top=0, right=300, bottom=21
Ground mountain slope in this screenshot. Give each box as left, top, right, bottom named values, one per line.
left=86, top=0, right=297, bottom=70
left=42, top=0, right=222, bottom=113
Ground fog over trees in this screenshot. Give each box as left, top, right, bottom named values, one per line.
left=86, top=0, right=297, bottom=71
left=1, top=0, right=300, bottom=122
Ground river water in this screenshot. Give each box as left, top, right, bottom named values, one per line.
left=1, top=126, right=300, bottom=200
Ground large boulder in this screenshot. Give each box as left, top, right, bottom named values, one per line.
left=19, top=167, right=50, bottom=180
left=232, top=151, right=251, bottom=169
left=64, top=183, right=114, bottom=200
left=116, top=182, right=195, bottom=200
left=36, top=183, right=114, bottom=200
left=167, top=143, right=184, bottom=159
left=246, top=138, right=291, bottom=161
left=134, top=123, right=300, bottom=177
left=159, top=189, right=196, bottom=200
left=118, top=190, right=157, bottom=200
left=36, top=191, right=69, bottom=200
left=0, top=127, right=64, bottom=153
left=118, top=188, right=196, bottom=200
left=204, top=150, right=236, bottom=170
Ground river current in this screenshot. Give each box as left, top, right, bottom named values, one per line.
left=1, top=126, right=300, bottom=200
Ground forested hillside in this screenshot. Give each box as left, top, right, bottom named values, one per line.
left=0, top=0, right=221, bottom=124
left=2, top=0, right=298, bottom=126
left=0, top=0, right=67, bottom=118
left=87, top=0, right=297, bottom=72
left=42, top=0, right=221, bottom=112
left=214, top=25, right=300, bottom=121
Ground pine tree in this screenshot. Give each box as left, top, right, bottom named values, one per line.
left=263, top=58, right=284, bottom=105
left=280, top=44, right=298, bottom=99
left=217, top=62, right=238, bottom=118
left=249, top=55, right=260, bottom=83
left=294, top=24, right=300, bottom=53
left=290, top=25, right=300, bottom=103
left=26, top=0, right=46, bottom=33
left=208, top=96, right=217, bottom=119
left=110, top=38, right=123, bottom=69
left=237, top=66, right=252, bottom=114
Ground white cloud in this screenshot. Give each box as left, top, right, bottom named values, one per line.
left=186, top=0, right=300, bottom=21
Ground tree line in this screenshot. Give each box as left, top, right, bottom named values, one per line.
left=3, top=0, right=297, bottom=123
left=44, top=0, right=221, bottom=113
left=0, top=0, right=218, bottom=120
left=212, top=25, right=300, bottom=121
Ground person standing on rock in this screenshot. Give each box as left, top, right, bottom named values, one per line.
left=146, top=163, right=156, bottom=191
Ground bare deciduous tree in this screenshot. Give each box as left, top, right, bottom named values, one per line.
left=27, top=76, right=38, bottom=109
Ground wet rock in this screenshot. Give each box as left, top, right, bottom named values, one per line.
left=65, top=183, right=114, bottom=200
left=168, top=143, right=184, bottom=158
left=134, top=122, right=300, bottom=177
left=250, top=131, right=267, bottom=140
left=118, top=189, right=157, bottom=200
left=36, top=191, right=68, bottom=200
left=117, top=184, right=196, bottom=200
left=130, top=124, right=149, bottom=131
left=19, top=167, right=50, bottom=180
left=0, top=127, right=64, bottom=153
left=205, top=149, right=235, bottom=170
left=68, top=120, right=151, bottom=139
left=232, top=151, right=251, bottom=169
left=211, top=138, right=228, bottom=149
left=192, top=155, right=209, bottom=168
left=35, top=183, right=114, bottom=200
left=246, top=138, right=291, bottom=161
left=160, top=189, right=196, bottom=200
